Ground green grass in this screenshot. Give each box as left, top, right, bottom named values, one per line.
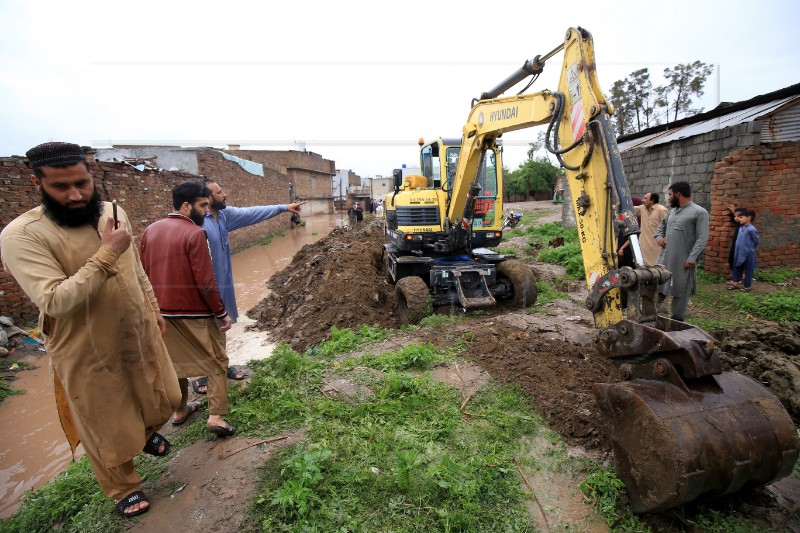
left=0, top=359, right=30, bottom=403
left=243, top=336, right=546, bottom=531
left=755, top=267, right=800, bottom=284
left=310, top=324, right=391, bottom=357
left=579, top=466, right=648, bottom=532
left=532, top=280, right=569, bottom=306
left=507, top=222, right=585, bottom=280
left=5, top=322, right=794, bottom=531
left=689, top=268, right=800, bottom=327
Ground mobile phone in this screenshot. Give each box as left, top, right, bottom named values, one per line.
left=112, top=200, right=118, bottom=229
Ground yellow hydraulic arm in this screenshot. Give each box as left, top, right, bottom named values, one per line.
left=448, top=27, right=637, bottom=328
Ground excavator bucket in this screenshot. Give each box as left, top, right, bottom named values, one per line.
left=594, top=372, right=797, bottom=513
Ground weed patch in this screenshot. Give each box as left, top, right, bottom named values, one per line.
left=248, top=336, right=546, bottom=531
left=311, top=324, right=390, bottom=357
left=534, top=280, right=569, bottom=306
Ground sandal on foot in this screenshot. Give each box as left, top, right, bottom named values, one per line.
left=227, top=366, right=249, bottom=380
left=116, top=490, right=149, bottom=518
left=209, top=420, right=236, bottom=437
left=172, top=401, right=202, bottom=426
left=192, top=377, right=208, bottom=395
left=142, top=432, right=171, bottom=456
left=740, top=287, right=752, bottom=292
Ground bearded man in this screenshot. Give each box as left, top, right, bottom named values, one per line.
left=140, top=181, right=235, bottom=437
left=190, top=177, right=304, bottom=392
left=655, top=181, right=710, bottom=321
left=0, top=142, right=181, bottom=518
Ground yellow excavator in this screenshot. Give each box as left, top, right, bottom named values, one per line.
left=383, top=27, right=798, bottom=513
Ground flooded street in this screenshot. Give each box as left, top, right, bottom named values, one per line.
left=0, top=211, right=341, bottom=518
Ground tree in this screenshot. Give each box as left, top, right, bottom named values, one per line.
left=609, top=79, right=634, bottom=135
left=656, top=61, right=715, bottom=122
left=627, top=68, right=657, bottom=131
left=515, top=157, right=561, bottom=197
left=526, top=131, right=553, bottom=163
left=608, top=61, right=714, bottom=133
left=608, top=69, right=657, bottom=135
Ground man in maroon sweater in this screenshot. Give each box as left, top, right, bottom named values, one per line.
left=140, top=181, right=235, bottom=437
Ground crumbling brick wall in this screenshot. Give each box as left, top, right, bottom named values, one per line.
left=196, top=149, right=295, bottom=250
left=705, top=142, right=800, bottom=275
left=1, top=151, right=297, bottom=323
left=227, top=149, right=335, bottom=203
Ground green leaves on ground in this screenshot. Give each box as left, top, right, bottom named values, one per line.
left=246, top=329, right=546, bottom=531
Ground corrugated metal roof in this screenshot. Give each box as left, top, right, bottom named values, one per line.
left=760, top=100, right=800, bottom=142
left=618, top=95, right=800, bottom=152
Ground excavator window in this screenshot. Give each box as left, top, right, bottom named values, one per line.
left=420, top=144, right=439, bottom=188
left=445, top=148, right=460, bottom=194
left=472, top=150, right=498, bottom=228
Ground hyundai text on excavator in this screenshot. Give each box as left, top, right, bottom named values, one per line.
left=382, top=27, right=798, bottom=513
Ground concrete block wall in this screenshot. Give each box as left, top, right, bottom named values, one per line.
left=621, top=122, right=761, bottom=208
left=705, top=142, right=800, bottom=275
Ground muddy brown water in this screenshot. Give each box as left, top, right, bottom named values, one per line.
left=0, top=212, right=341, bottom=518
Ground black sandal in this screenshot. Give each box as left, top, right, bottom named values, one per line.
left=142, top=432, right=171, bottom=457
left=116, top=490, right=149, bottom=518
left=192, top=377, right=208, bottom=395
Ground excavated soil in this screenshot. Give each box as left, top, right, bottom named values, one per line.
left=248, top=216, right=800, bottom=455
left=247, top=219, right=397, bottom=352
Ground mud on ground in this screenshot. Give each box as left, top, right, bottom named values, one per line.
left=247, top=209, right=800, bottom=530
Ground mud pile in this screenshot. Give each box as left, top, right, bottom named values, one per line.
left=247, top=219, right=397, bottom=352
left=714, top=323, right=800, bottom=422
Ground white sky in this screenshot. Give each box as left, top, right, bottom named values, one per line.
left=1, top=0, right=797, bottom=178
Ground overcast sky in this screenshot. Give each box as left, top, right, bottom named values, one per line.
left=1, top=0, right=796, bottom=178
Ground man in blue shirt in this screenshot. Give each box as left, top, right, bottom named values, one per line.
left=198, top=177, right=305, bottom=388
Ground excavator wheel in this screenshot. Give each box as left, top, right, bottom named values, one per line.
left=497, top=259, right=537, bottom=308
left=394, top=276, right=431, bottom=325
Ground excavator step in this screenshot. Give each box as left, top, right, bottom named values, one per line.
left=453, top=269, right=496, bottom=309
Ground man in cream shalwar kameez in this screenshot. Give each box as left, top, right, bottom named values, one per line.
left=0, top=142, right=180, bottom=517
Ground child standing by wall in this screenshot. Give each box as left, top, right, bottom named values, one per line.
left=727, top=209, right=759, bottom=293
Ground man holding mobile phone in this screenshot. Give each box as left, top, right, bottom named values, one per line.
left=0, top=142, right=181, bottom=518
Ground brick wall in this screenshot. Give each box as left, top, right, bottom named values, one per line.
left=196, top=149, right=296, bottom=251
left=228, top=149, right=335, bottom=201
left=705, top=142, right=800, bottom=275
left=0, top=150, right=299, bottom=323
left=622, top=122, right=761, bottom=208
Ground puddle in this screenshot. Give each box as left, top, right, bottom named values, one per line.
left=0, top=211, right=340, bottom=518
left=0, top=353, right=83, bottom=518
